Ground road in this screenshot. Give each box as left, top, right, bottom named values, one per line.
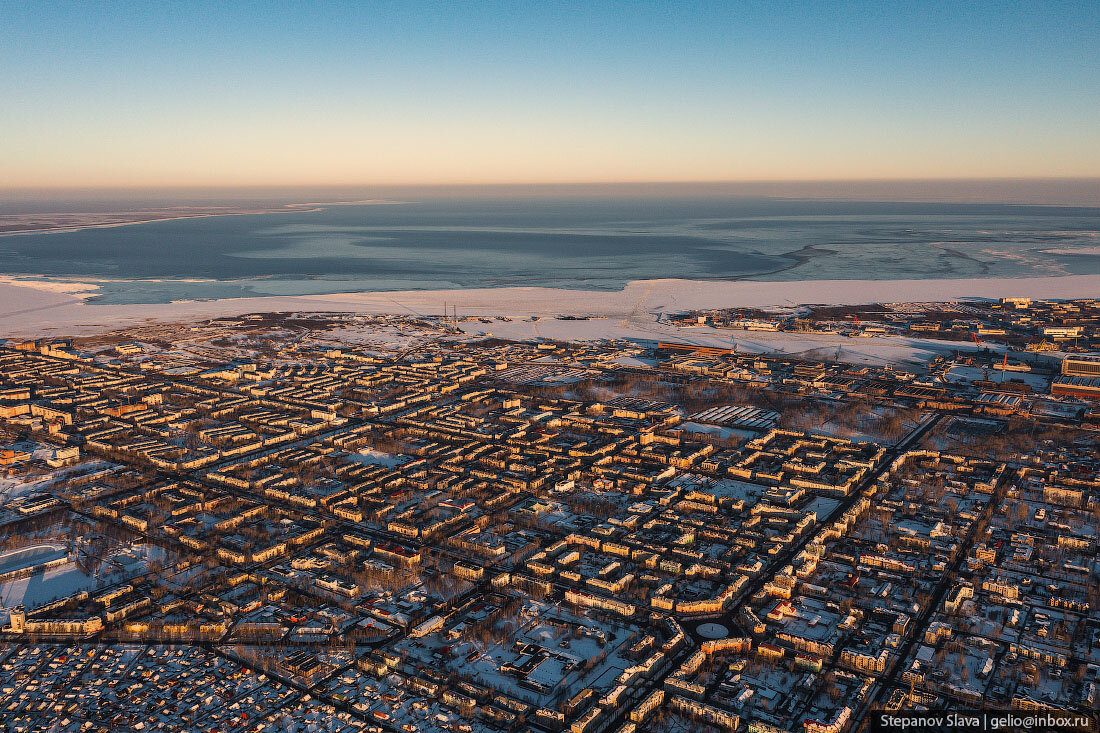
left=853, top=462, right=1014, bottom=729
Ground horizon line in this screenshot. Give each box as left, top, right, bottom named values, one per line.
left=3, top=175, right=1100, bottom=194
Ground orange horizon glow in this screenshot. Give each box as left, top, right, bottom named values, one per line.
left=6, top=143, right=1100, bottom=190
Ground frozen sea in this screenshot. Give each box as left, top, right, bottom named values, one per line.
left=1, top=196, right=1097, bottom=304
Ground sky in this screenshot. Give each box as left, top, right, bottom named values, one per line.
left=3, top=1, right=1099, bottom=189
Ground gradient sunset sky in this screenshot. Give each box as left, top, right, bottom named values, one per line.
left=4, top=1, right=1098, bottom=188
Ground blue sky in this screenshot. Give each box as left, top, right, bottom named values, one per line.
left=3, top=1, right=1098, bottom=187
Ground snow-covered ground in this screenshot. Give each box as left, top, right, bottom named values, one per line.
left=678, top=421, right=757, bottom=443
left=0, top=541, right=166, bottom=624
left=0, top=543, right=68, bottom=576
left=2, top=274, right=1097, bottom=338
left=611, top=355, right=657, bottom=368
left=395, top=599, right=637, bottom=706
left=0, top=562, right=97, bottom=621
left=347, top=448, right=408, bottom=468
left=0, top=459, right=115, bottom=502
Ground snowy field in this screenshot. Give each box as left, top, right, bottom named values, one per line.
left=0, top=543, right=68, bottom=576
left=2, top=274, right=1098, bottom=339
left=347, top=448, right=408, bottom=469
left=0, top=541, right=167, bottom=624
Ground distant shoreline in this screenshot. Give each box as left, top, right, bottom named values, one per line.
left=0, top=199, right=407, bottom=236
